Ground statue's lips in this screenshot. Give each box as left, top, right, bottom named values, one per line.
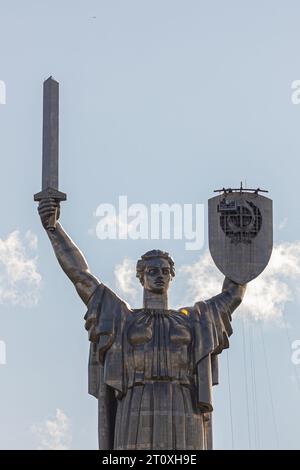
left=155, top=281, right=165, bottom=286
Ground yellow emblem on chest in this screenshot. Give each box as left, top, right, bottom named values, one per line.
left=180, top=308, right=189, bottom=316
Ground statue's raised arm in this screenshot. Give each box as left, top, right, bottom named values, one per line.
left=209, top=276, right=247, bottom=315
left=33, top=77, right=100, bottom=306
left=38, top=198, right=100, bottom=305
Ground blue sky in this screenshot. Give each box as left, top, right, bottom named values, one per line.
left=1, top=0, right=300, bottom=449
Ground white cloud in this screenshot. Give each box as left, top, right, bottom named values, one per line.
left=31, top=409, right=71, bottom=450
left=177, top=250, right=221, bottom=304
left=278, top=218, right=288, bottom=230
left=25, top=230, right=38, bottom=250
left=0, top=230, right=42, bottom=306
left=114, top=257, right=138, bottom=302
left=178, top=241, right=300, bottom=322
left=114, top=241, right=300, bottom=322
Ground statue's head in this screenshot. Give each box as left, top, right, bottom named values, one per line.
left=136, top=249, right=175, bottom=294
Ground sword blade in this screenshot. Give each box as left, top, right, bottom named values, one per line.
left=42, top=76, right=59, bottom=190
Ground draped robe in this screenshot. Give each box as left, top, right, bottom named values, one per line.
left=84, top=281, right=243, bottom=450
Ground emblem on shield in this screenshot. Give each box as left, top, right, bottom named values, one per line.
left=208, top=188, right=273, bottom=284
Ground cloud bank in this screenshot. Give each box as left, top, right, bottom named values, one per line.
left=0, top=230, right=41, bottom=306
left=31, top=409, right=71, bottom=450
left=114, top=257, right=138, bottom=301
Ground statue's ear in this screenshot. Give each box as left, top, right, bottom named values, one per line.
left=136, top=273, right=144, bottom=286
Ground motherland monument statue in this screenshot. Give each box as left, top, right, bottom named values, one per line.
left=34, top=78, right=273, bottom=450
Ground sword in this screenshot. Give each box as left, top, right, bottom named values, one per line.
left=34, top=76, right=66, bottom=230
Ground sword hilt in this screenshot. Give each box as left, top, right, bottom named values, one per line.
left=34, top=187, right=67, bottom=231
left=47, top=206, right=58, bottom=231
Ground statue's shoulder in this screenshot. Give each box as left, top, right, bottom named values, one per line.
left=100, top=283, right=130, bottom=304
left=85, top=283, right=133, bottom=318
left=177, top=301, right=211, bottom=323
left=177, top=306, right=193, bottom=317
left=176, top=305, right=198, bottom=320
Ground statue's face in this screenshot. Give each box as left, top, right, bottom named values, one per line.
left=143, top=257, right=172, bottom=294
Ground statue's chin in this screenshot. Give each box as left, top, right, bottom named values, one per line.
left=147, top=286, right=165, bottom=295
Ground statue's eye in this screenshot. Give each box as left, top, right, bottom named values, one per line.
left=148, top=269, right=157, bottom=275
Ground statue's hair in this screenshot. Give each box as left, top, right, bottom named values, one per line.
left=136, top=249, right=175, bottom=285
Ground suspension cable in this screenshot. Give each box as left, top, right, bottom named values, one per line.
left=242, top=316, right=252, bottom=449
left=249, top=322, right=260, bottom=449
left=259, top=321, right=280, bottom=449
left=226, top=350, right=234, bottom=449
left=283, top=318, right=300, bottom=394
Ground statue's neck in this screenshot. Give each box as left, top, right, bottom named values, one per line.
left=143, top=289, right=168, bottom=310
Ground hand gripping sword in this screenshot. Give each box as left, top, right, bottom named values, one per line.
left=34, top=77, right=66, bottom=230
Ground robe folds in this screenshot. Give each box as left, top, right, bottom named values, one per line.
left=84, top=282, right=242, bottom=450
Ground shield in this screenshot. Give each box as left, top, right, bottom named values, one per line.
left=208, top=191, right=273, bottom=284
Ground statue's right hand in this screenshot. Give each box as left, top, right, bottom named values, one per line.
left=38, top=198, right=60, bottom=230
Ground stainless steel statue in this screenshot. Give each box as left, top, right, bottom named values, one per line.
left=35, top=78, right=273, bottom=450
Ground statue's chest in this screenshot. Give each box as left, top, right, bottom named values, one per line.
left=126, top=310, right=193, bottom=380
